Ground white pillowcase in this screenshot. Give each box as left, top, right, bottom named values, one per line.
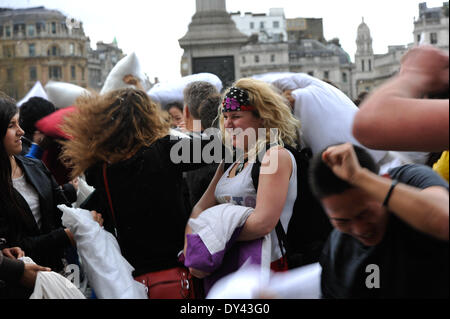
left=100, top=52, right=150, bottom=95
left=148, top=73, right=223, bottom=109
left=45, top=81, right=89, bottom=109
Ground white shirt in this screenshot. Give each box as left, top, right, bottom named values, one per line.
left=215, top=150, right=297, bottom=261
left=13, top=174, right=42, bottom=229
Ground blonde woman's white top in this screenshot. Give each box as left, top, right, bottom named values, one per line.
left=214, top=150, right=297, bottom=261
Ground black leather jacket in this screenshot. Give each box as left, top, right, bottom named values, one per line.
left=0, top=156, right=72, bottom=271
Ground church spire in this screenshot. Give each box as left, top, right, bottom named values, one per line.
left=356, top=17, right=373, bottom=55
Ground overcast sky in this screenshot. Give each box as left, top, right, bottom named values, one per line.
left=1, top=0, right=446, bottom=82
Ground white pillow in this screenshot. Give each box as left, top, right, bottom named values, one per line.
left=59, top=205, right=147, bottom=299
left=272, top=73, right=389, bottom=163
left=251, top=72, right=295, bottom=85
left=45, top=81, right=90, bottom=109
left=100, top=52, right=150, bottom=95
left=148, top=73, right=222, bottom=109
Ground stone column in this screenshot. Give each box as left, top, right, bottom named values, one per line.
left=196, top=0, right=226, bottom=12
left=179, top=0, right=248, bottom=88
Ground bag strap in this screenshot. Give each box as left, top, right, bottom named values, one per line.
left=275, top=221, right=289, bottom=258
left=102, top=162, right=119, bottom=238
left=250, top=144, right=295, bottom=262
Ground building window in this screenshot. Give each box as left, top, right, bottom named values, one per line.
left=27, top=24, right=35, bottom=37
left=242, top=56, right=246, bottom=64
left=28, top=44, right=36, bottom=57
left=308, top=71, right=314, bottom=76
left=36, top=22, right=45, bottom=34
left=7, top=68, right=14, bottom=81
left=49, top=66, right=62, bottom=79
left=51, top=22, right=56, bottom=34
left=250, top=22, right=254, bottom=29
left=0, top=26, right=3, bottom=37
left=71, top=66, right=76, bottom=79
left=48, top=45, right=60, bottom=56
left=70, top=43, right=75, bottom=55
left=29, top=67, right=37, bottom=81
left=324, top=71, right=329, bottom=80
left=430, top=32, right=438, bottom=44
left=361, top=59, right=365, bottom=72
left=342, top=72, right=348, bottom=83
left=13, top=24, right=25, bottom=36
left=270, top=54, right=275, bottom=63
left=260, top=22, right=265, bottom=29
left=13, top=24, right=19, bottom=36
left=417, top=34, right=421, bottom=43
left=368, top=60, right=372, bottom=72
left=81, top=67, right=85, bottom=80
left=254, top=55, right=260, bottom=63
left=5, top=25, right=11, bottom=37
left=3, top=45, right=15, bottom=58
left=273, top=21, right=280, bottom=28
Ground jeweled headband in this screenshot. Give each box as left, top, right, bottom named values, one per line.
left=222, top=87, right=256, bottom=113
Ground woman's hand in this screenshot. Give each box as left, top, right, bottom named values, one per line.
left=32, top=131, right=51, bottom=149
left=91, top=211, right=104, bottom=227
left=69, top=177, right=79, bottom=192
left=64, top=229, right=76, bottom=247
left=20, top=263, right=51, bottom=288
left=123, top=74, right=144, bottom=91
left=2, top=247, right=25, bottom=259
left=189, top=267, right=210, bottom=279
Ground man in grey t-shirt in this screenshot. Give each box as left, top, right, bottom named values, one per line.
left=309, top=143, right=449, bottom=298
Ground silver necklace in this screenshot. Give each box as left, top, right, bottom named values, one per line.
left=235, top=157, right=249, bottom=176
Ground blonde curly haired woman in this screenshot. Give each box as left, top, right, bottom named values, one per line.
left=184, top=78, right=301, bottom=282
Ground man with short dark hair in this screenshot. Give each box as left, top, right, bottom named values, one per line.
left=309, top=143, right=449, bottom=298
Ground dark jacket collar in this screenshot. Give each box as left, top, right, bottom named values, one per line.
left=14, top=156, right=44, bottom=198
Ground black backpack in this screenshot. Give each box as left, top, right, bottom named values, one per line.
left=239, top=144, right=333, bottom=269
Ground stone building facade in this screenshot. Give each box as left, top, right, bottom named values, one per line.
left=287, top=17, right=326, bottom=43
left=88, top=39, right=124, bottom=90
left=288, top=39, right=353, bottom=97
left=229, top=8, right=352, bottom=96
left=0, top=7, right=89, bottom=99
left=0, top=6, right=125, bottom=99
left=413, top=1, right=449, bottom=50
left=230, top=8, right=287, bottom=43
left=352, top=2, right=448, bottom=99
left=181, top=1, right=448, bottom=100
left=351, top=18, right=408, bottom=99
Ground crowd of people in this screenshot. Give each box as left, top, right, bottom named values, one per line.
left=0, top=45, right=448, bottom=299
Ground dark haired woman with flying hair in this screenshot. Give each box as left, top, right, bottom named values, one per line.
left=0, top=92, right=78, bottom=298
left=61, top=88, right=210, bottom=299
